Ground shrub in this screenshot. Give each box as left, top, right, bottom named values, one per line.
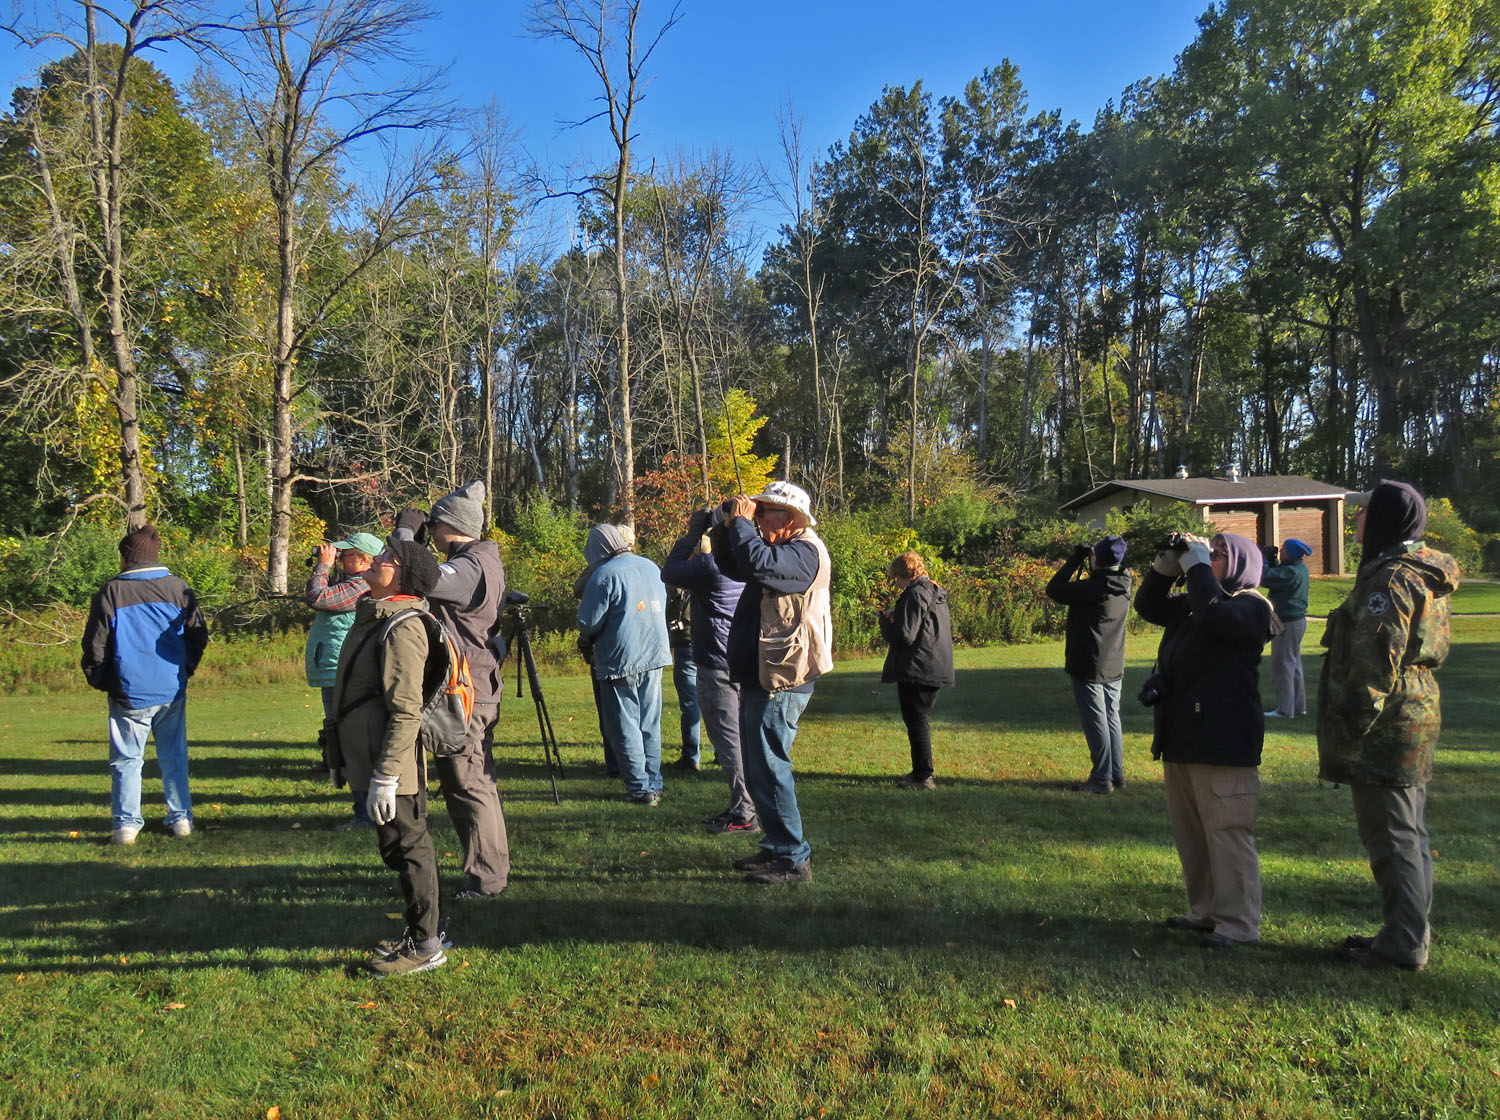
left=1423, top=497, right=1483, bottom=575
left=495, top=495, right=590, bottom=634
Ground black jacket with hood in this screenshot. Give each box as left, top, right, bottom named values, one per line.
left=879, top=577, right=956, bottom=688
left=1046, top=555, right=1132, bottom=683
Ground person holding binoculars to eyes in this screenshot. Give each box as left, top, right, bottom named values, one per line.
left=1135, top=531, right=1276, bottom=951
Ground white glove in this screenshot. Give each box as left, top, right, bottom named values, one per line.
left=1152, top=550, right=1182, bottom=578
left=1180, top=538, right=1213, bottom=571
left=366, top=774, right=400, bottom=826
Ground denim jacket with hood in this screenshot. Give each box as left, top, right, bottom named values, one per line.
left=577, top=524, right=673, bottom=680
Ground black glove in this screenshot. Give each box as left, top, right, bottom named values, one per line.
left=687, top=508, right=713, bottom=538
left=1073, top=544, right=1092, bottom=563
left=1262, top=545, right=1279, bottom=567
left=395, top=506, right=429, bottom=545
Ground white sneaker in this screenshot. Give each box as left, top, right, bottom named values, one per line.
left=167, top=819, right=193, bottom=838
left=112, top=826, right=140, bottom=845
left=1263, top=711, right=1286, bottom=718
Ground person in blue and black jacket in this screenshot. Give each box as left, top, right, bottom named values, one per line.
left=81, top=525, right=209, bottom=845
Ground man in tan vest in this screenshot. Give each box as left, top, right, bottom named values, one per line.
left=711, top=481, right=833, bottom=884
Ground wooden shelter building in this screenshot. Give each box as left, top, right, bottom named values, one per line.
left=1060, top=473, right=1350, bottom=576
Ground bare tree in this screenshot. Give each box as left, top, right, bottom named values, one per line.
left=528, top=0, right=682, bottom=527
left=766, top=104, right=836, bottom=501
left=236, top=0, right=450, bottom=592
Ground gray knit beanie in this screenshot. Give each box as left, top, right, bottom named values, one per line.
left=429, top=481, right=486, bottom=539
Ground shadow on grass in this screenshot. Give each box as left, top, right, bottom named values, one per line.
left=0, top=857, right=1492, bottom=1015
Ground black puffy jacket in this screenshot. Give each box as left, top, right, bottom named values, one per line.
left=1134, top=566, right=1273, bottom=767
left=879, top=578, right=955, bottom=688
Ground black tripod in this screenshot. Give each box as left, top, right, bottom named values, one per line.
left=502, top=591, right=565, bottom=804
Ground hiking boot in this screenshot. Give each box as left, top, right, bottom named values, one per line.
left=111, top=826, right=140, bottom=846
left=1340, top=944, right=1425, bottom=971
left=1069, top=779, right=1113, bottom=795
left=366, top=937, right=447, bottom=978
left=1165, top=915, right=1214, bottom=932
left=899, top=774, right=936, bottom=790
left=744, top=860, right=812, bottom=885
left=311, top=760, right=331, bottom=774
left=673, top=756, right=700, bottom=772
left=373, top=918, right=452, bottom=956
left=703, top=813, right=760, bottom=836
left=732, top=849, right=779, bottom=872
left=330, top=816, right=375, bottom=832
left=618, top=791, right=661, bottom=806
left=1340, top=933, right=1376, bottom=950
left=166, top=819, right=193, bottom=838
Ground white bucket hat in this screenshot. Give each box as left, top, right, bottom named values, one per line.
left=748, top=480, right=816, bottom=528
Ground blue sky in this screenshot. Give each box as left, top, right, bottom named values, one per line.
left=428, top=1, right=1209, bottom=169
left=2, top=0, right=1211, bottom=241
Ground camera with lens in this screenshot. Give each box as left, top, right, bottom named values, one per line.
left=504, top=589, right=530, bottom=618
left=1154, top=532, right=1191, bottom=554
left=709, top=498, right=736, bottom=527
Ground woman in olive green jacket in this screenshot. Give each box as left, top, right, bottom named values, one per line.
left=331, top=538, right=447, bottom=978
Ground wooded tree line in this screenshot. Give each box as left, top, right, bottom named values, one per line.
left=2, top=0, right=1498, bottom=596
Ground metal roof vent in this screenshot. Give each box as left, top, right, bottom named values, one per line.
left=1175, top=465, right=1189, bottom=479
left=1226, top=465, right=1241, bottom=483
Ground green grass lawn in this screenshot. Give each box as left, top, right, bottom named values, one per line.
left=1308, top=576, right=1500, bottom=617
left=2, top=622, right=1498, bottom=1119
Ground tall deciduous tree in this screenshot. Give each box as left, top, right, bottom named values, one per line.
left=1178, top=0, right=1500, bottom=477
left=528, top=0, right=682, bottom=527
left=237, top=0, right=449, bottom=592
left=1, top=1, right=228, bottom=529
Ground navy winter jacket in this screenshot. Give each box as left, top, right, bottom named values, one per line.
left=661, top=531, right=745, bottom=672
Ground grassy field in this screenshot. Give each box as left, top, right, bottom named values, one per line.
left=1307, top=576, right=1500, bottom=617
left=1, top=621, right=1498, bottom=1119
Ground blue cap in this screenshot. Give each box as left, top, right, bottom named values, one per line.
left=1281, top=538, right=1313, bottom=561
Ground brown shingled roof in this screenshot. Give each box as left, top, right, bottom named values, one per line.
left=1060, top=475, right=1350, bottom=511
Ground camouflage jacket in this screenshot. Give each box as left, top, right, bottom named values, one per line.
left=1316, top=544, right=1459, bottom=787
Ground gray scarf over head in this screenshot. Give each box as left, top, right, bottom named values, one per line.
left=1213, top=532, right=1263, bottom=592
left=584, top=523, right=633, bottom=568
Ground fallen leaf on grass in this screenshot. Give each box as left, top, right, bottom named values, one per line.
left=1001, top=998, right=1018, bottom=1010
left=266, top=1107, right=282, bottom=1120
left=642, top=1074, right=661, bottom=1089
left=1131, top=948, right=1143, bottom=959
left=212, top=804, right=222, bottom=810
left=356, top=1001, right=378, bottom=1010
left=385, top=913, right=403, bottom=920
left=164, top=1002, right=187, bottom=1011
left=291, top=822, right=302, bottom=830
left=119, top=957, right=128, bottom=965
left=68, top=831, right=81, bottom=839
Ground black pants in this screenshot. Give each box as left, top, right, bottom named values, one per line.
left=375, top=788, right=440, bottom=943
left=898, top=683, right=940, bottom=780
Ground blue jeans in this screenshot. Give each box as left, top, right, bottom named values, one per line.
left=739, top=685, right=813, bottom=867
left=1072, top=676, right=1124, bottom=786
left=108, top=694, right=191, bottom=830
left=672, top=647, right=701, bottom=762
left=599, top=670, right=665, bottom=797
